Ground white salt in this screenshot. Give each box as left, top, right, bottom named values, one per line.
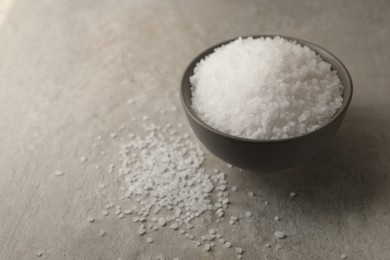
left=54, top=170, right=64, bottom=176
left=274, top=231, right=286, bottom=239
left=190, top=37, right=343, bottom=140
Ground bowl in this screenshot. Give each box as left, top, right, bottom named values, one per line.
left=180, top=35, right=353, bottom=172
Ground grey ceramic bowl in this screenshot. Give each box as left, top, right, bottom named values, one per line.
left=180, top=35, right=353, bottom=172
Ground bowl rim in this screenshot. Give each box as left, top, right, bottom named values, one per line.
left=180, top=34, right=353, bottom=143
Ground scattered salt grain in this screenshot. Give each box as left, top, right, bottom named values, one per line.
left=146, top=237, right=153, bottom=243
left=35, top=250, right=44, bottom=257
left=170, top=223, right=179, bottom=230
left=225, top=242, right=232, bottom=248
left=232, top=186, right=238, bottom=191
left=158, top=217, right=166, bottom=226
left=248, top=192, right=254, bottom=197
left=87, top=217, right=95, bottom=223
left=274, top=216, right=280, bottom=221
left=290, top=192, right=297, bottom=198
left=190, top=37, right=344, bottom=140
left=110, top=133, right=117, bottom=138
left=138, top=224, right=146, bottom=235
left=99, top=230, right=106, bottom=236
left=203, top=243, right=211, bottom=252
left=123, top=209, right=133, bottom=215
left=245, top=211, right=252, bottom=217
left=265, top=243, right=271, bottom=248
left=54, top=170, right=64, bottom=176
left=274, top=231, right=286, bottom=239
left=98, top=183, right=106, bottom=189
left=341, top=253, right=347, bottom=259
left=80, top=156, right=88, bottom=162
left=102, top=210, right=109, bottom=216
left=235, top=247, right=243, bottom=254
left=275, top=244, right=282, bottom=251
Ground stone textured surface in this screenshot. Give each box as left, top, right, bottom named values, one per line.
left=0, top=0, right=390, bottom=259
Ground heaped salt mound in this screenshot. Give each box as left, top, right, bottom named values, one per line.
left=190, top=37, right=343, bottom=140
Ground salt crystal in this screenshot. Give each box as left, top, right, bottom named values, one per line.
left=275, top=244, right=282, bottom=251
left=35, top=250, right=44, bottom=257
left=341, top=254, right=347, bottom=259
left=186, top=224, right=194, bottom=230
left=290, top=192, right=297, bottom=198
left=274, top=216, right=280, bottom=221
left=274, top=231, right=286, bottom=239
left=235, top=247, right=243, bottom=254
left=123, top=209, right=133, bottom=215
left=265, top=242, right=271, bottom=248
left=248, top=192, right=254, bottom=197
left=170, top=223, right=179, bottom=230
left=110, top=133, right=117, bottom=138
left=203, top=243, right=211, bottom=252
left=208, top=229, right=216, bottom=235
left=146, top=237, right=153, bottom=243
left=98, top=183, right=106, bottom=189
left=87, top=217, right=95, bottom=223
left=138, top=225, right=146, bottom=235
left=245, top=211, right=252, bottom=217
left=54, top=170, right=64, bottom=176
left=232, top=186, right=238, bottom=191
left=225, top=242, right=232, bottom=248
left=99, top=230, right=106, bottom=236
left=158, top=217, right=166, bottom=226
left=80, top=156, right=88, bottom=162
left=102, top=210, right=109, bottom=216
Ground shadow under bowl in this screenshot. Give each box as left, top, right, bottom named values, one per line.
left=180, top=35, right=353, bottom=172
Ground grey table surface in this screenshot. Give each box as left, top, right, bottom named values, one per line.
left=1, top=0, right=390, bottom=259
